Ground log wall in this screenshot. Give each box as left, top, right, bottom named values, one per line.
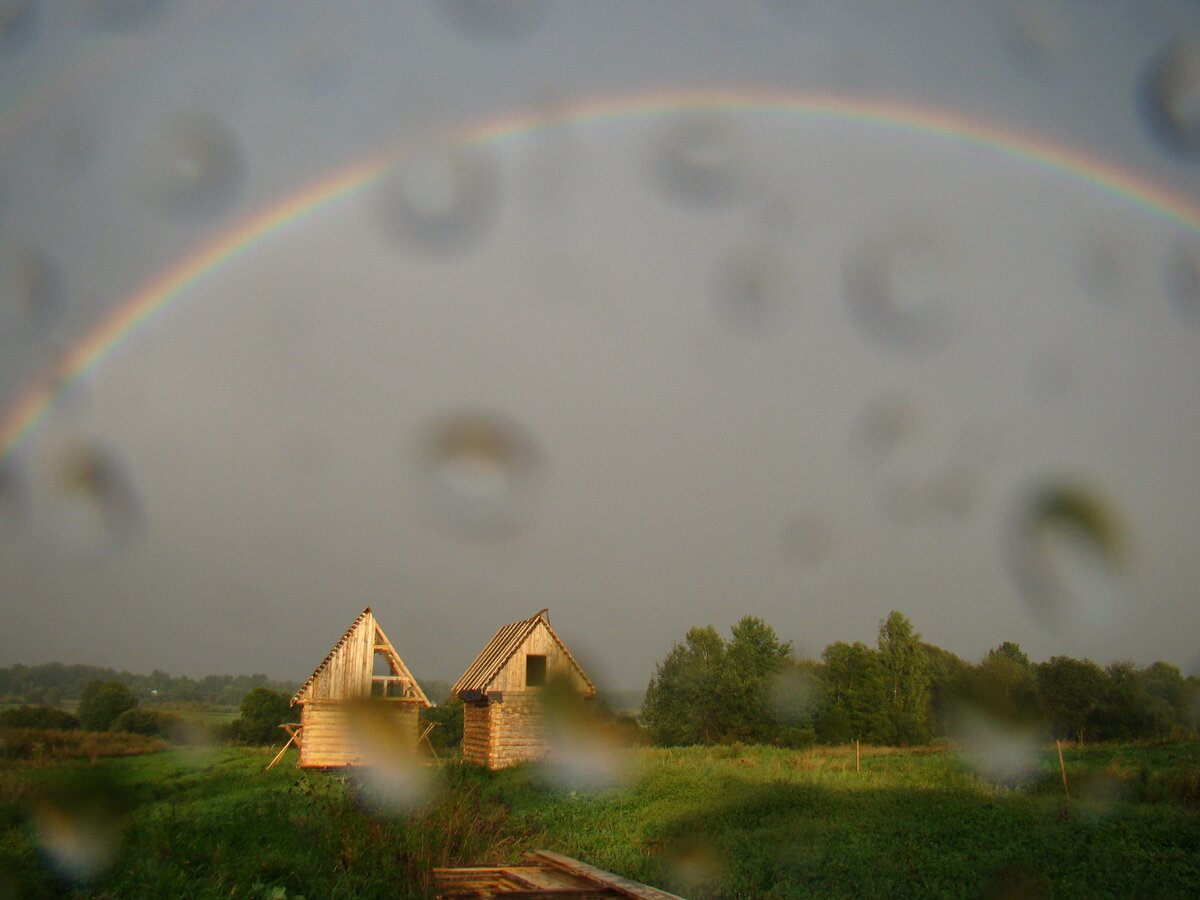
left=297, top=699, right=421, bottom=768
left=461, top=694, right=549, bottom=770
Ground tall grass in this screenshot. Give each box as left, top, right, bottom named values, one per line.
left=1, top=742, right=1198, bottom=898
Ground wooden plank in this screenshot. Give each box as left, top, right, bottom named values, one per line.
left=528, top=852, right=684, bottom=900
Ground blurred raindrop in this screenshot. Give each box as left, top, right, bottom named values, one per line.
left=852, top=393, right=920, bottom=465
left=0, top=245, right=63, bottom=339
left=1006, top=481, right=1128, bottom=636
left=926, top=465, right=980, bottom=519
left=344, top=700, right=432, bottom=816
left=1138, top=34, right=1200, bottom=158
left=951, top=704, right=1040, bottom=786
left=779, top=512, right=833, bottom=566
left=1165, top=238, right=1199, bottom=325
left=660, top=835, right=726, bottom=897
left=413, top=412, right=543, bottom=538
left=378, top=143, right=500, bottom=256
left=711, top=243, right=792, bottom=336
left=843, top=224, right=957, bottom=352
left=141, top=113, right=244, bottom=219
left=767, top=664, right=821, bottom=725
left=31, top=771, right=130, bottom=883
left=44, top=442, right=142, bottom=554
left=0, top=457, right=29, bottom=538
left=436, top=0, right=550, bottom=43
left=0, top=0, right=34, bottom=50
left=651, top=114, right=748, bottom=209
left=81, top=0, right=169, bottom=30
left=1002, top=3, right=1057, bottom=70
left=1076, top=235, right=1132, bottom=305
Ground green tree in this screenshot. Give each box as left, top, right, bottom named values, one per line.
left=963, top=642, right=1041, bottom=726
left=818, top=641, right=890, bottom=743
left=641, top=626, right=727, bottom=745
left=721, top=616, right=793, bottom=741
left=77, top=680, right=137, bottom=731
left=1035, top=656, right=1106, bottom=743
left=876, top=611, right=930, bottom=743
left=921, top=642, right=969, bottom=737
left=230, top=688, right=292, bottom=744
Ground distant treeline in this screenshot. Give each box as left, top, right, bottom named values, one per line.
left=0, top=662, right=297, bottom=708
left=641, top=612, right=1200, bottom=747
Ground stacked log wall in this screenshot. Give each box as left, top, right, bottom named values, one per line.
left=297, top=699, right=421, bottom=768
left=462, top=694, right=549, bottom=770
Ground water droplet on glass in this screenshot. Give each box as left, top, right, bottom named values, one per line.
left=0, top=457, right=29, bottom=538
left=1138, top=35, right=1200, bottom=158
left=31, top=772, right=128, bottom=882
left=0, top=245, right=63, bottom=338
left=436, top=0, right=551, bottom=43
left=852, top=394, right=920, bottom=464
left=1006, top=481, right=1127, bottom=636
left=82, top=0, right=169, bottom=30
left=45, top=443, right=142, bottom=554
left=1002, top=3, right=1056, bottom=70
left=767, top=664, right=821, bottom=725
left=1076, top=235, right=1132, bottom=305
left=1165, top=238, right=1200, bottom=326
left=378, top=144, right=500, bottom=256
left=951, top=705, right=1040, bottom=785
left=926, top=465, right=979, bottom=519
left=142, top=114, right=243, bottom=218
left=780, top=513, right=832, bottom=565
left=712, top=244, right=791, bottom=336
left=651, top=114, right=748, bottom=209
left=0, top=0, right=35, bottom=50
left=844, top=225, right=957, bottom=352
left=413, top=413, right=542, bottom=538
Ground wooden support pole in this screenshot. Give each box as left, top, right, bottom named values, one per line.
left=266, top=731, right=298, bottom=771
left=856, top=739, right=861, bottom=774
left=1056, top=739, right=1070, bottom=801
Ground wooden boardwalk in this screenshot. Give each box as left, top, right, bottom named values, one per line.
left=432, top=850, right=684, bottom=899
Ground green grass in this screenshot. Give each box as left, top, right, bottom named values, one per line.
left=1, top=742, right=1197, bottom=898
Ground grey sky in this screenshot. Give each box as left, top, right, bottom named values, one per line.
left=2, top=1, right=1199, bottom=690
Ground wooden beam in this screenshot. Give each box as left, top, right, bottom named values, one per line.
left=528, top=852, right=684, bottom=900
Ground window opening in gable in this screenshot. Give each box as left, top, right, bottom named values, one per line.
left=526, top=654, right=547, bottom=687
left=372, top=650, right=412, bottom=698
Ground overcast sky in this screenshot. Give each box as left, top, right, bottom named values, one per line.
left=2, top=1, right=1198, bottom=690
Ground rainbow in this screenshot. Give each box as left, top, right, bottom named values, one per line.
left=3, top=88, right=1198, bottom=461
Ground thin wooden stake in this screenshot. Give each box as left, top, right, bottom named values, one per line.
left=855, top=739, right=861, bottom=774
left=266, top=731, right=298, bottom=771
left=1056, top=739, right=1070, bottom=801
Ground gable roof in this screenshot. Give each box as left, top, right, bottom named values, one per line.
left=292, top=607, right=429, bottom=707
left=452, top=608, right=595, bottom=697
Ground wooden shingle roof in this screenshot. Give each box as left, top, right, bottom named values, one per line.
left=452, top=609, right=594, bottom=698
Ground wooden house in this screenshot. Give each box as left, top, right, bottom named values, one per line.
left=288, top=607, right=429, bottom=768
left=453, top=609, right=595, bottom=770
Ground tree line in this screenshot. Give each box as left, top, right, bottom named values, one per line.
left=640, top=612, right=1200, bottom=747
left=0, top=662, right=296, bottom=708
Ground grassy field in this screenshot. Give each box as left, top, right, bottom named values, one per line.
left=1, top=741, right=1197, bottom=898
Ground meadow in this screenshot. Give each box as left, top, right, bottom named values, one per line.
left=1, top=740, right=1197, bottom=898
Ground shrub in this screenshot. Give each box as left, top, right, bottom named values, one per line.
left=112, top=707, right=182, bottom=737
left=78, top=680, right=137, bottom=731
left=0, top=706, right=80, bottom=730
left=229, top=688, right=292, bottom=744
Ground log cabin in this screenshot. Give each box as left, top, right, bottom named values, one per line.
left=288, top=607, right=429, bottom=768
left=453, top=609, right=595, bottom=770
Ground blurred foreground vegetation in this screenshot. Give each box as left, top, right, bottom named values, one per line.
left=0, top=742, right=1197, bottom=898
